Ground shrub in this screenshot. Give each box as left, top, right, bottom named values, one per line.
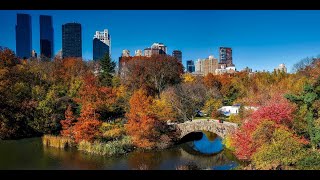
left=78, top=136, right=133, bottom=156
left=252, top=127, right=305, bottom=169
left=228, top=114, right=241, bottom=124
left=223, top=135, right=235, bottom=151
left=296, top=150, right=320, bottom=170
left=100, top=122, right=126, bottom=141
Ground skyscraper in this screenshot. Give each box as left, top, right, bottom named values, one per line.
left=172, top=50, right=182, bottom=62
left=62, top=23, right=82, bottom=58
left=93, top=29, right=110, bottom=61
left=16, top=13, right=32, bottom=59
left=186, top=60, right=195, bottom=73
left=40, top=15, right=54, bottom=59
left=219, top=47, right=233, bottom=66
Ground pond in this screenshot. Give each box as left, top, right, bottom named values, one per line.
left=0, top=131, right=240, bottom=170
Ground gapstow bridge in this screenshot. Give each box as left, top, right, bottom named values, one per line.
left=168, top=119, right=238, bottom=139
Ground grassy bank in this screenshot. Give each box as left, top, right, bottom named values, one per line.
left=78, top=136, right=133, bottom=156
left=42, top=135, right=74, bottom=149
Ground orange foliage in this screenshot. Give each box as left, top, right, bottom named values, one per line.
left=75, top=73, right=116, bottom=111
left=60, top=105, right=76, bottom=138
left=0, top=48, right=18, bottom=67
left=52, top=57, right=87, bottom=83
left=73, top=104, right=102, bottom=143
left=203, top=73, right=222, bottom=90
left=125, top=88, right=160, bottom=148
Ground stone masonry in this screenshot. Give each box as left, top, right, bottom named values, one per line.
left=170, top=119, right=238, bottom=139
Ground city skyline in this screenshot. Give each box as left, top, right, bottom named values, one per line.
left=2, top=10, right=320, bottom=72
left=40, top=15, right=54, bottom=58
left=15, top=13, right=32, bottom=59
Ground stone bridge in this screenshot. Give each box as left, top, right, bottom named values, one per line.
left=168, top=119, right=238, bottom=139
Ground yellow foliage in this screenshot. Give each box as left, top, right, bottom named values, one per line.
left=182, top=73, right=195, bottom=83
left=252, top=127, right=305, bottom=169
left=115, top=85, right=127, bottom=98
left=223, top=135, right=235, bottom=151
left=228, top=114, right=242, bottom=124
left=42, top=135, right=74, bottom=149
left=203, top=98, right=222, bottom=116
left=152, top=96, right=176, bottom=121
left=100, top=122, right=126, bottom=140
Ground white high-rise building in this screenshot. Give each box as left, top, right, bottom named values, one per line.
left=275, top=63, right=287, bottom=73
left=195, top=59, right=203, bottom=73
left=151, top=42, right=167, bottom=54
left=94, top=29, right=111, bottom=54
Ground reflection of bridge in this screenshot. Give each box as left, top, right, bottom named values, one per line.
left=169, top=119, right=238, bottom=139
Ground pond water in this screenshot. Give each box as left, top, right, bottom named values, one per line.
left=0, top=131, right=240, bottom=170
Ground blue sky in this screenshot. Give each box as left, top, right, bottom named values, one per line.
left=1, top=10, right=320, bottom=72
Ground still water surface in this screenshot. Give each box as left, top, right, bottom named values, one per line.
left=0, top=131, right=239, bottom=170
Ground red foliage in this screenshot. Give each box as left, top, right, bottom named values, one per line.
left=251, top=98, right=295, bottom=126
left=232, top=97, right=296, bottom=160
left=62, top=73, right=116, bottom=143
left=60, top=105, right=76, bottom=138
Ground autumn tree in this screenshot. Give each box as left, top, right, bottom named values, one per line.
left=232, top=97, right=296, bottom=160
left=0, top=48, right=37, bottom=139
left=251, top=96, right=295, bottom=126
left=73, top=104, right=102, bottom=143
left=162, top=81, right=219, bottom=122
left=60, top=105, right=76, bottom=138
left=252, top=127, right=305, bottom=169
left=182, top=73, right=196, bottom=83
left=75, top=73, right=116, bottom=120
left=125, top=88, right=161, bottom=148
left=286, top=77, right=320, bottom=149
left=0, top=48, right=19, bottom=68
left=121, top=54, right=183, bottom=97
left=203, top=73, right=222, bottom=91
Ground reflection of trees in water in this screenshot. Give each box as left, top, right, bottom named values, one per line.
left=127, top=149, right=167, bottom=169
left=1, top=137, right=241, bottom=170
left=42, top=146, right=104, bottom=169
left=202, top=131, right=218, bottom=141
left=0, top=138, right=45, bottom=169
left=43, top=145, right=133, bottom=169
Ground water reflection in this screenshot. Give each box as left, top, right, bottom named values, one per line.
left=192, top=131, right=224, bottom=155
left=0, top=134, right=240, bottom=170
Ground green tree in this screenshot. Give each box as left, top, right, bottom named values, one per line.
left=99, top=52, right=116, bottom=87
left=286, top=77, right=320, bottom=149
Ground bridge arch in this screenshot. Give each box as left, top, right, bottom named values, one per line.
left=170, top=119, right=238, bottom=139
